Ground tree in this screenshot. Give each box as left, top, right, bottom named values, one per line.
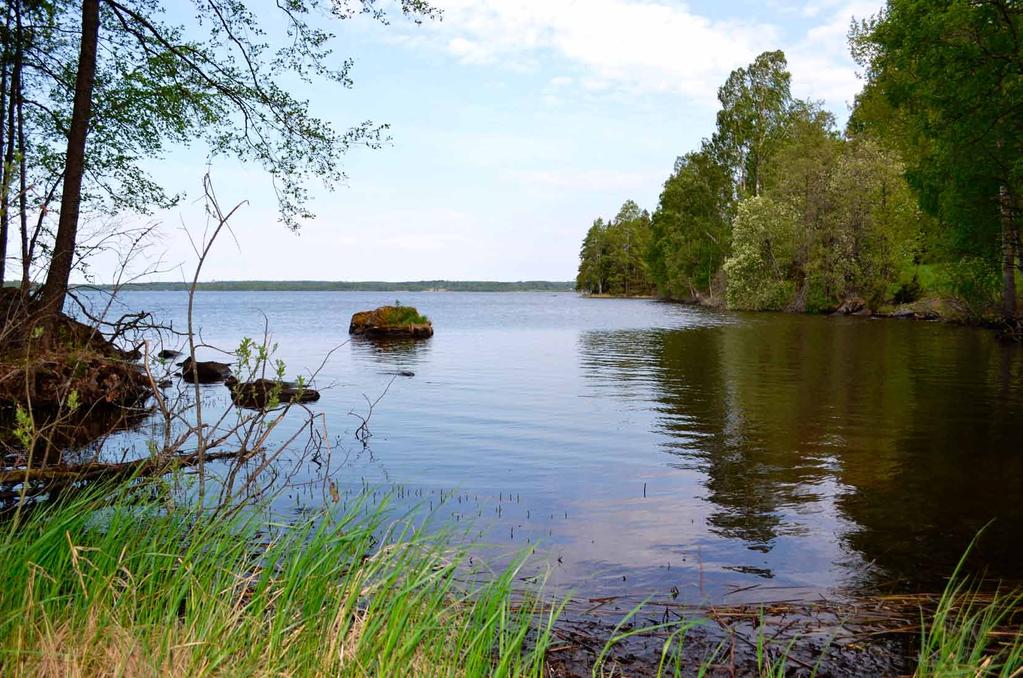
left=577, top=218, right=607, bottom=295
left=647, top=149, right=732, bottom=299
left=852, top=0, right=1023, bottom=320
left=825, top=137, right=921, bottom=309
left=711, top=50, right=793, bottom=198
left=760, top=103, right=840, bottom=310
left=645, top=51, right=793, bottom=302
left=576, top=201, right=655, bottom=296
left=586, top=46, right=927, bottom=314
left=0, top=0, right=437, bottom=317
left=740, top=106, right=922, bottom=312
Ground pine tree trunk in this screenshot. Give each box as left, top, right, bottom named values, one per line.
left=15, top=1, right=28, bottom=295
left=38, top=0, right=100, bottom=315
left=1001, top=184, right=1017, bottom=320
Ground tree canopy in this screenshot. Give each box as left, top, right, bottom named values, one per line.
left=576, top=200, right=655, bottom=296
left=639, top=49, right=929, bottom=314
left=851, top=0, right=1022, bottom=319
left=0, top=0, right=436, bottom=313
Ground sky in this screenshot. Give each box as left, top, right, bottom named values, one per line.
left=92, top=0, right=884, bottom=284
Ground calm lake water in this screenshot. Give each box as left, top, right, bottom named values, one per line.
left=99, top=291, right=1023, bottom=604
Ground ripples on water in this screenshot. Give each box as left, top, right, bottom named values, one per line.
left=96, top=291, right=1023, bottom=603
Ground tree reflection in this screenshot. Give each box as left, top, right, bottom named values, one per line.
left=579, top=314, right=1023, bottom=592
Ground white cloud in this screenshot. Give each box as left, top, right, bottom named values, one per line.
left=786, top=1, right=882, bottom=110
left=398, top=0, right=883, bottom=114
left=417, top=0, right=778, bottom=107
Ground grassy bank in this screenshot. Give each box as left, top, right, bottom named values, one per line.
left=0, top=487, right=558, bottom=677
left=1, top=486, right=1020, bottom=676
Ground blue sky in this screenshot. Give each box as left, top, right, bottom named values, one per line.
left=105, top=0, right=883, bottom=283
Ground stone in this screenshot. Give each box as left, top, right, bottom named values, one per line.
left=349, top=305, right=433, bottom=339
left=225, top=377, right=321, bottom=409
left=834, top=296, right=868, bottom=316
left=178, top=358, right=232, bottom=384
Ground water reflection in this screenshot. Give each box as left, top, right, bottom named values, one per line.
left=579, top=314, right=1023, bottom=592
left=349, top=336, right=432, bottom=370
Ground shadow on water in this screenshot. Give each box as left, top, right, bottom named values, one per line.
left=579, top=313, right=1023, bottom=594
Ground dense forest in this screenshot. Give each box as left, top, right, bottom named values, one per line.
left=577, top=2, right=1022, bottom=330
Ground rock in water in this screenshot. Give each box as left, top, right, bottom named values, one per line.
left=349, top=305, right=433, bottom=339
left=226, top=377, right=321, bottom=409
left=179, top=357, right=233, bottom=384
left=834, top=296, right=870, bottom=316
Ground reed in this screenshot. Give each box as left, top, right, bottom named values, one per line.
left=915, top=538, right=1023, bottom=677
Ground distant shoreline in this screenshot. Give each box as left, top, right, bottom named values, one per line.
left=81, top=280, right=575, bottom=293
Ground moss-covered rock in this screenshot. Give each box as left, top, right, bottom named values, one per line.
left=349, top=305, right=433, bottom=339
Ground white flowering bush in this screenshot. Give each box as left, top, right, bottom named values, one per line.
left=723, top=196, right=798, bottom=310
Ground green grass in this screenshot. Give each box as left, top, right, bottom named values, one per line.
left=913, top=263, right=954, bottom=295
left=380, top=304, right=431, bottom=326
left=0, top=486, right=558, bottom=677
left=915, top=537, right=1023, bottom=677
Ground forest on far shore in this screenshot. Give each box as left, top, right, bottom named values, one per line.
left=84, top=280, right=576, bottom=293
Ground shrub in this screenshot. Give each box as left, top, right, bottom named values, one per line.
left=723, top=197, right=799, bottom=310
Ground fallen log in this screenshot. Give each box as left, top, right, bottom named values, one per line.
left=0, top=449, right=243, bottom=487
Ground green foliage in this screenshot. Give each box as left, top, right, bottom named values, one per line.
left=636, top=47, right=927, bottom=312
left=647, top=150, right=733, bottom=299
left=722, top=196, right=798, bottom=310
left=66, top=389, right=80, bottom=412
left=851, top=0, right=1023, bottom=318
left=827, top=137, right=922, bottom=308
left=12, top=405, right=34, bottom=450
left=711, top=50, right=794, bottom=198
left=0, top=0, right=439, bottom=292
left=915, top=533, right=1023, bottom=677
left=576, top=200, right=655, bottom=296
left=892, top=274, right=923, bottom=305
left=948, top=256, right=1002, bottom=318
left=770, top=133, right=925, bottom=312
left=8, top=0, right=436, bottom=228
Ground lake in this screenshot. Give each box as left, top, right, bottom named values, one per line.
left=98, top=290, right=1023, bottom=605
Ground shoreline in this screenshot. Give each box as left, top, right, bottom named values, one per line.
left=582, top=291, right=1023, bottom=337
